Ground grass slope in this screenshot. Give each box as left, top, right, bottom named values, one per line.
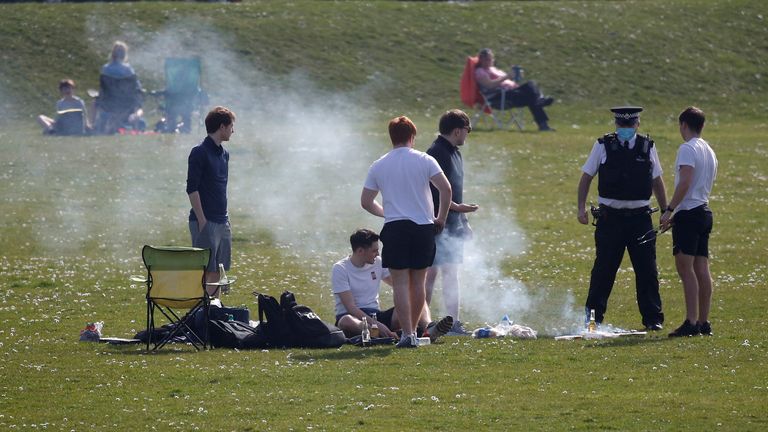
left=0, top=1, right=767, bottom=431
left=0, top=0, right=766, bottom=124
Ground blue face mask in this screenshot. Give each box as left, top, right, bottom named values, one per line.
left=616, top=127, right=635, bottom=142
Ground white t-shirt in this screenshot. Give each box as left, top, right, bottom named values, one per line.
left=331, top=256, right=390, bottom=316
left=581, top=133, right=663, bottom=209
left=674, top=137, right=717, bottom=211
left=364, top=147, right=443, bottom=225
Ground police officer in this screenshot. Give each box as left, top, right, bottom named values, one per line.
left=577, top=106, right=669, bottom=330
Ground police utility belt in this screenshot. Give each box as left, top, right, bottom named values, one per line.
left=591, top=205, right=653, bottom=225
left=600, top=205, right=652, bottom=216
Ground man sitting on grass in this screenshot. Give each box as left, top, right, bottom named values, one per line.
left=332, top=228, right=454, bottom=342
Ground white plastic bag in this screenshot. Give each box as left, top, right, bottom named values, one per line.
left=473, top=315, right=538, bottom=339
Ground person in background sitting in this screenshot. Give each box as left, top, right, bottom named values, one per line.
left=36, top=78, right=89, bottom=135
left=93, top=41, right=146, bottom=133
left=474, top=48, right=555, bottom=132
left=101, top=41, right=138, bottom=80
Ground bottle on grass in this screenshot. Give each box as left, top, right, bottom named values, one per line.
left=361, top=316, right=371, bottom=345
left=588, top=309, right=597, bottom=333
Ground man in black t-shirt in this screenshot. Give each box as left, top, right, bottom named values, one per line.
left=426, top=109, right=480, bottom=335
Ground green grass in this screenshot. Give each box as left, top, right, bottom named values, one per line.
left=1, top=1, right=768, bottom=431
left=0, top=0, right=766, bottom=124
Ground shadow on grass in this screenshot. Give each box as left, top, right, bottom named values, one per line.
left=103, top=342, right=214, bottom=356
left=103, top=342, right=399, bottom=359
left=290, top=345, right=396, bottom=361
left=586, top=335, right=669, bottom=348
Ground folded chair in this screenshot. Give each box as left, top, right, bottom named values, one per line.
left=131, top=246, right=211, bottom=351
left=151, top=57, right=207, bottom=133
left=460, top=56, right=524, bottom=131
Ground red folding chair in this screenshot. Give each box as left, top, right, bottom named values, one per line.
left=460, top=56, right=524, bottom=131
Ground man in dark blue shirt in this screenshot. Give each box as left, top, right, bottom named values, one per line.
left=186, top=106, right=236, bottom=295
left=426, top=109, right=480, bottom=335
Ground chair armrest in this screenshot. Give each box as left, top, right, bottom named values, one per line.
left=205, top=275, right=237, bottom=286
left=478, top=86, right=502, bottom=98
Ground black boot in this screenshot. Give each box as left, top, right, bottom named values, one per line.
left=536, top=96, right=555, bottom=107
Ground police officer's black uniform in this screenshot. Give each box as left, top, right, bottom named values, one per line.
left=582, top=107, right=665, bottom=329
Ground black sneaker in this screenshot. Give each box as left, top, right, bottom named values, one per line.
left=425, top=316, right=454, bottom=343
left=536, top=96, right=555, bottom=107
left=644, top=323, right=663, bottom=331
left=537, top=124, right=555, bottom=132
left=698, top=321, right=712, bottom=336
left=668, top=320, right=700, bottom=337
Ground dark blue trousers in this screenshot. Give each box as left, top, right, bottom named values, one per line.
left=586, top=209, right=664, bottom=327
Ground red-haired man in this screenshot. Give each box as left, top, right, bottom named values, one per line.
left=361, top=116, right=452, bottom=348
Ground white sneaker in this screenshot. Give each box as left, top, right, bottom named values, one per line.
left=395, top=334, right=418, bottom=348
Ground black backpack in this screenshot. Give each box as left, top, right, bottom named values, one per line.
left=257, top=292, right=293, bottom=348
left=256, top=291, right=345, bottom=349
left=280, top=291, right=346, bottom=348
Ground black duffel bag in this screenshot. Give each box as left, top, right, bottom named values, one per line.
left=207, top=319, right=267, bottom=349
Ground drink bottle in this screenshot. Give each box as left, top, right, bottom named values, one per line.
left=361, top=316, right=371, bottom=345
left=370, top=313, right=380, bottom=338
left=512, top=65, right=523, bottom=82
left=588, top=309, right=597, bottom=333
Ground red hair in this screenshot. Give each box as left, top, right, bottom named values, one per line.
left=388, top=116, right=417, bottom=145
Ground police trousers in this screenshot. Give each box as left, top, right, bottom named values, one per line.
left=586, top=208, right=664, bottom=326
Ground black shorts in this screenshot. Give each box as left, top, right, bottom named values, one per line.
left=672, top=205, right=713, bottom=257
left=376, top=307, right=394, bottom=329
left=335, top=307, right=394, bottom=329
left=380, top=219, right=436, bottom=270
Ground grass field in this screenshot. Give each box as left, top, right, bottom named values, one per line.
left=1, top=1, right=767, bottom=431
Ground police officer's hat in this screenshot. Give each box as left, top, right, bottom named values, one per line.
left=611, top=106, right=643, bottom=125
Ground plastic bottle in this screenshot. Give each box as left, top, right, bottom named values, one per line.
left=587, top=309, right=597, bottom=333
left=361, top=316, right=371, bottom=345
left=496, top=314, right=513, bottom=336
left=512, top=65, right=523, bottom=82
left=370, top=313, right=380, bottom=339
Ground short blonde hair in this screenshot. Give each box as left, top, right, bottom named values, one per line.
left=111, top=41, right=128, bottom=62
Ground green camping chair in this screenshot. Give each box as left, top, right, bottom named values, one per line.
left=131, top=245, right=211, bottom=351
left=152, top=57, right=207, bottom=133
